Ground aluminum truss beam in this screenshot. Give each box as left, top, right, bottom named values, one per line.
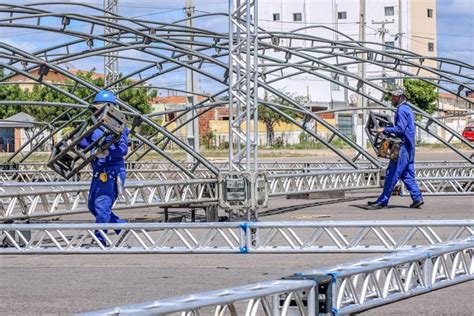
left=268, top=169, right=380, bottom=196
left=0, top=167, right=383, bottom=221
left=103, top=0, right=119, bottom=89
left=0, top=166, right=471, bottom=220
left=1, top=220, right=472, bottom=254
left=295, top=236, right=474, bottom=314
left=3, top=161, right=471, bottom=172
left=0, top=179, right=217, bottom=221
left=228, top=0, right=259, bottom=172
left=82, top=279, right=317, bottom=316
left=1, top=164, right=471, bottom=182
left=80, top=237, right=474, bottom=315
left=404, top=176, right=474, bottom=196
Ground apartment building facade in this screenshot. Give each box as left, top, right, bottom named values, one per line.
left=258, top=0, right=437, bottom=137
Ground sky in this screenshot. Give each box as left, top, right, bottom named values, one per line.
left=0, top=0, right=472, bottom=94
left=436, top=0, right=474, bottom=65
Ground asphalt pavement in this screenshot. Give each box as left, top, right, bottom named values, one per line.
left=0, top=190, right=472, bottom=315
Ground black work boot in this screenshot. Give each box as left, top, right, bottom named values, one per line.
left=409, top=200, right=424, bottom=208
left=367, top=200, right=379, bottom=206
left=367, top=203, right=387, bottom=210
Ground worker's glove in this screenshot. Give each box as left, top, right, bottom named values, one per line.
left=105, top=133, right=119, bottom=144
left=95, top=147, right=109, bottom=158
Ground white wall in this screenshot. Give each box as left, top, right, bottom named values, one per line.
left=258, top=0, right=412, bottom=104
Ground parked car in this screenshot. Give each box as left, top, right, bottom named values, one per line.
left=462, top=125, right=474, bottom=141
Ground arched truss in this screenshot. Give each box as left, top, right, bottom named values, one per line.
left=0, top=3, right=472, bottom=176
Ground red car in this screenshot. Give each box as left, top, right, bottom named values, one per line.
left=462, top=125, right=474, bottom=141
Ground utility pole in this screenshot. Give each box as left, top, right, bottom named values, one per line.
left=372, top=19, right=395, bottom=87
left=398, top=0, right=403, bottom=50
left=356, top=0, right=366, bottom=149
left=397, top=0, right=404, bottom=86
left=103, top=0, right=119, bottom=90
left=184, top=0, right=199, bottom=162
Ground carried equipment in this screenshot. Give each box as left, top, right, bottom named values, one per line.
left=365, top=111, right=401, bottom=160
left=47, top=102, right=127, bottom=179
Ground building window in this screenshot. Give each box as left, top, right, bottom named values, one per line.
left=337, top=11, right=347, bottom=19
left=428, top=42, right=434, bottom=51
left=273, top=13, right=280, bottom=21
left=0, top=127, right=14, bottom=152
left=427, top=8, right=433, bottom=18
left=386, top=78, right=396, bottom=87
left=384, top=41, right=395, bottom=50
left=293, top=12, right=302, bottom=21
left=338, top=115, right=353, bottom=136
left=331, top=74, right=341, bottom=91
left=385, top=6, right=394, bottom=16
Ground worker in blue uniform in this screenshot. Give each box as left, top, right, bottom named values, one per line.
left=367, top=87, right=424, bottom=210
left=78, top=90, right=129, bottom=244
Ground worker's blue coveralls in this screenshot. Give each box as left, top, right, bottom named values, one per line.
left=376, top=102, right=422, bottom=206
left=78, top=127, right=129, bottom=242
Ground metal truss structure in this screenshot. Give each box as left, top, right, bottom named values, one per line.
left=403, top=176, right=473, bottom=195
left=12, top=164, right=472, bottom=221
left=2, top=160, right=470, bottom=174
left=0, top=164, right=471, bottom=222
left=0, top=179, right=217, bottom=221
left=268, top=169, right=380, bottom=197
left=0, top=2, right=472, bottom=314
left=1, top=220, right=472, bottom=254
left=81, top=236, right=474, bottom=315
left=83, top=279, right=318, bottom=316
left=0, top=2, right=470, bottom=215
left=0, top=2, right=472, bottom=174
left=103, top=0, right=119, bottom=88
left=228, top=0, right=259, bottom=172
left=296, top=236, right=474, bottom=314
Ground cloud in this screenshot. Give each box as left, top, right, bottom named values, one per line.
left=437, top=0, right=474, bottom=64
left=437, top=0, right=474, bottom=16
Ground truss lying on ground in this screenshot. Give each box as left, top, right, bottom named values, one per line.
left=1, top=220, right=472, bottom=254
left=1, top=165, right=472, bottom=221
left=1, top=162, right=471, bottom=182
left=82, top=279, right=319, bottom=316
left=403, top=176, right=474, bottom=195
left=81, top=236, right=474, bottom=315
left=0, top=179, right=218, bottom=220
left=296, top=236, right=474, bottom=314
left=268, top=169, right=380, bottom=196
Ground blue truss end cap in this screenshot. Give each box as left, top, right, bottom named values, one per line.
left=239, top=223, right=249, bottom=231
left=239, top=246, right=248, bottom=254
left=329, top=272, right=338, bottom=283
left=332, top=307, right=339, bottom=315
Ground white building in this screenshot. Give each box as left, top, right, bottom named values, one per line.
left=258, top=0, right=437, bottom=138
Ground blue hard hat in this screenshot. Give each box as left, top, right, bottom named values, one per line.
left=93, top=90, right=116, bottom=104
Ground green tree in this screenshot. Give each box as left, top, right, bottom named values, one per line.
left=0, top=84, right=29, bottom=119
left=201, top=129, right=216, bottom=149
left=403, top=79, right=438, bottom=114
left=26, top=84, right=78, bottom=122
left=259, top=92, right=307, bottom=146
left=0, top=68, right=155, bottom=122
left=71, top=69, right=154, bottom=114
left=117, top=81, right=153, bottom=114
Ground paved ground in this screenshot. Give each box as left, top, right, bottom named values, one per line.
left=0, top=190, right=473, bottom=315
left=1, top=149, right=473, bottom=315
